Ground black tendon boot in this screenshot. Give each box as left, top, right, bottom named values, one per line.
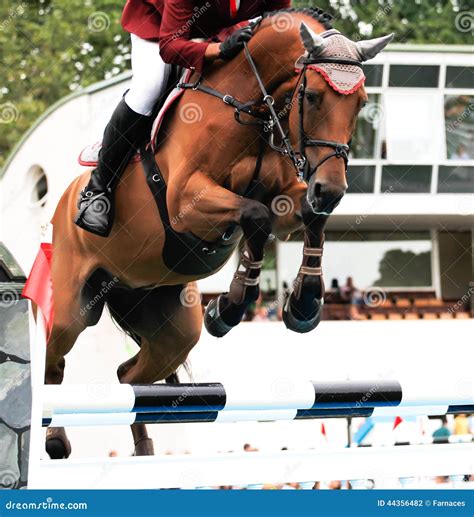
left=75, top=99, right=151, bottom=237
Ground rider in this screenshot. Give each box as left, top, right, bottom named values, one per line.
left=75, top=0, right=291, bottom=237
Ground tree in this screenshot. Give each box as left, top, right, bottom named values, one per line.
left=374, top=249, right=432, bottom=287
left=0, top=0, right=129, bottom=166
left=294, top=0, right=473, bottom=43
left=1, top=0, right=472, bottom=167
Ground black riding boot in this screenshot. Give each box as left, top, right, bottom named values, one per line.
left=75, top=98, right=151, bottom=237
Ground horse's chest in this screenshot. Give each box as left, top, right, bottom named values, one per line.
left=142, top=147, right=242, bottom=276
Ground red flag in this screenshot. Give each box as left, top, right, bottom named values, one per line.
left=22, top=243, right=54, bottom=340
left=393, top=416, right=403, bottom=430
left=321, top=422, right=327, bottom=437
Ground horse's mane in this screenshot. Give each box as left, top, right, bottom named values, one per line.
left=263, top=6, right=333, bottom=30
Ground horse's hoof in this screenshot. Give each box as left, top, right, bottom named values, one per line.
left=45, top=427, right=71, bottom=459
left=282, top=296, right=323, bottom=334
left=134, top=438, right=155, bottom=456
left=204, top=297, right=234, bottom=338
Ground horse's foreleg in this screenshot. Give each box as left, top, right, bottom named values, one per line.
left=44, top=295, right=88, bottom=459
left=111, top=284, right=202, bottom=456
left=204, top=199, right=272, bottom=337
left=282, top=194, right=327, bottom=333
left=171, top=173, right=272, bottom=337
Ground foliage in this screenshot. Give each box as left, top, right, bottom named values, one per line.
left=374, top=249, right=432, bottom=287
left=0, top=0, right=129, bottom=166
left=1, top=0, right=472, bottom=167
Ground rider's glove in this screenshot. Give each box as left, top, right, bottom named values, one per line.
left=219, top=26, right=253, bottom=60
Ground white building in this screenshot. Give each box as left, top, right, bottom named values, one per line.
left=1, top=44, right=472, bottom=301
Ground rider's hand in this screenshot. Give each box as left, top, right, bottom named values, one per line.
left=219, top=26, right=253, bottom=60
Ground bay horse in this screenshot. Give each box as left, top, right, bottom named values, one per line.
left=44, top=8, right=392, bottom=457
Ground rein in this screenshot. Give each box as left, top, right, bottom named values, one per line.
left=178, top=38, right=363, bottom=187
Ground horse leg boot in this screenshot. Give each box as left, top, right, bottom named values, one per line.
left=282, top=195, right=327, bottom=333
left=74, top=98, right=151, bottom=237
left=205, top=199, right=272, bottom=337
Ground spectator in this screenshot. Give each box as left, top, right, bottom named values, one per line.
left=253, top=305, right=269, bottom=321
left=432, top=416, right=451, bottom=442
left=341, top=277, right=363, bottom=320
left=243, top=443, right=259, bottom=452
left=453, top=414, right=470, bottom=435
left=328, top=278, right=343, bottom=303
left=451, top=143, right=470, bottom=160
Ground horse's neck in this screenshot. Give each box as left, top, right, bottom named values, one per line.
left=204, top=27, right=295, bottom=102
left=205, top=17, right=324, bottom=102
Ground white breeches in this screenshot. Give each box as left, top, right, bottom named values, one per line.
left=125, top=34, right=172, bottom=116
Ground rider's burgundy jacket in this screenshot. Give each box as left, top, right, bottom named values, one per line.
left=122, top=0, right=290, bottom=72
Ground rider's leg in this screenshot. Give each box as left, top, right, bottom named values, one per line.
left=75, top=35, right=171, bottom=237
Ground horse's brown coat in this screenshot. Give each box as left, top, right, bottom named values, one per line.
left=46, top=12, right=367, bottom=457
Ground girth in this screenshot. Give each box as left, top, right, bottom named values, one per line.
left=140, top=146, right=242, bottom=276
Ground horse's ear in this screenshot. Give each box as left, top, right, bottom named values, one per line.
left=300, top=22, right=325, bottom=55
left=356, top=33, right=394, bottom=61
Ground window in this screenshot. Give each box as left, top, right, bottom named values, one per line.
left=389, top=65, right=439, bottom=88
left=384, top=92, right=444, bottom=162
left=438, top=166, right=474, bottom=193
left=444, top=95, right=474, bottom=160
left=364, top=64, right=383, bottom=87
left=27, top=165, right=48, bottom=207
left=381, top=165, right=432, bottom=193
left=445, top=66, right=473, bottom=89
left=346, top=166, right=376, bottom=194
left=351, top=93, right=380, bottom=159
left=279, top=233, right=433, bottom=290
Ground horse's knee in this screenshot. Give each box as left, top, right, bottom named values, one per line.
left=45, top=355, right=66, bottom=384
left=240, top=200, right=271, bottom=237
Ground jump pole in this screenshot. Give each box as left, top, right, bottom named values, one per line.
left=41, top=404, right=474, bottom=427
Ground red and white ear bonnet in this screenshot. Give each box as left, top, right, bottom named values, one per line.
left=296, top=29, right=365, bottom=95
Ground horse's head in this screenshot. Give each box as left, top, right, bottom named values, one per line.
left=286, top=22, right=393, bottom=215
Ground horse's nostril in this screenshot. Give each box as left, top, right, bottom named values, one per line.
left=314, top=182, right=322, bottom=198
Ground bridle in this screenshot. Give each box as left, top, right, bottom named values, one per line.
left=179, top=35, right=364, bottom=189
left=297, top=58, right=359, bottom=179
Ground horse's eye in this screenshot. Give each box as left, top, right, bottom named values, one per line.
left=305, top=91, right=319, bottom=104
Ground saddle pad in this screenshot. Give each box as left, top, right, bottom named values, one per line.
left=77, top=69, right=193, bottom=167
left=150, top=68, right=193, bottom=151
left=78, top=141, right=140, bottom=167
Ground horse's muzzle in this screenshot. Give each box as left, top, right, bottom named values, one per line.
left=306, top=177, right=346, bottom=215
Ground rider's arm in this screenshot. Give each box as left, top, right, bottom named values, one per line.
left=159, top=0, right=211, bottom=72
